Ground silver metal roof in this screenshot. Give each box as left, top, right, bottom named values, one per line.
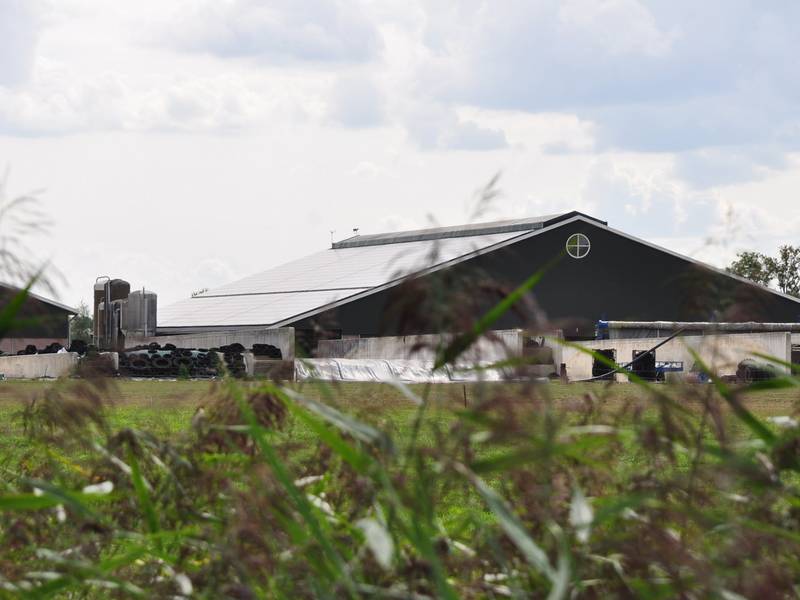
left=158, top=227, right=530, bottom=329
left=333, top=215, right=554, bottom=248
left=332, top=211, right=605, bottom=248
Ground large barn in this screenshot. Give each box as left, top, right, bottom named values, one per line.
left=0, top=283, right=77, bottom=355
left=158, top=211, right=800, bottom=350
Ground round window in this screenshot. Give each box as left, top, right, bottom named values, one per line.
left=566, top=233, right=591, bottom=259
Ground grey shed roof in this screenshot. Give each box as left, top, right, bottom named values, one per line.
left=333, top=211, right=605, bottom=248
left=159, top=212, right=595, bottom=330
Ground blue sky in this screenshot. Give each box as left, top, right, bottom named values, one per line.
left=1, top=0, right=799, bottom=306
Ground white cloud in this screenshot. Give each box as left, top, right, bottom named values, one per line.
left=442, top=119, right=508, bottom=151
left=402, top=102, right=507, bottom=151
left=672, top=147, right=787, bottom=189
left=557, top=0, right=674, bottom=58
left=414, top=0, right=800, bottom=181
left=164, top=0, right=381, bottom=65
left=580, top=157, right=717, bottom=238
left=710, top=160, right=800, bottom=249
left=327, top=73, right=386, bottom=128
left=350, top=161, right=393, bottom=178
left=0, top=60, right=314, bottom=135
left=375, top=214, right=424, bottom=234
left=189, top=257, right=240, bottom=292
left=0, top=0, right=40, bottom=86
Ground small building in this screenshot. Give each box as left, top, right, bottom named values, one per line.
left=0, top=283, right=77, bottom=355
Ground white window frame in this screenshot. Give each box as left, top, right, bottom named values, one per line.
left=566, top=233, right=591, bottom=259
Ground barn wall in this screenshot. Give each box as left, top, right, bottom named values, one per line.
left=0, top=288, right=72, bottom=344
left=560, top=332, right=792, bottom=380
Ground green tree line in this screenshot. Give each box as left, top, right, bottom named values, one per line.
left=727, top=244, right=800, bottom=297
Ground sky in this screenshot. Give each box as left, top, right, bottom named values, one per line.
left=1, top=0, right=799, bottom=309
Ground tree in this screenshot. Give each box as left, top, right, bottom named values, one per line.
left=727, top=245, right=800, bottom=298
left=765, top=245, right=800, bottom=297
left=727, top=251, right=772, bottom=287
left=70, top=300, right=93, bottom=342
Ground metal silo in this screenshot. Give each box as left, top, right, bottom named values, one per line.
left=127, top=289, right=158, bottom=337
left=111, top=298, right=128, bottom=350
left=109, top=279, right=131, bottom=302
left=93, top=278, right=108, bottom=345
left=93, top=277, right=131, bottom=349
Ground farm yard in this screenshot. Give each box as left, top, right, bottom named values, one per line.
left=1, top=376, right=800, bottom=598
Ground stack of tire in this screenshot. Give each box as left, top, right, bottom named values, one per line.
left=13, top=342, right=87, bottom=356
left=117, top=342, right=265, bottom=378
left=214, top=343, right=247, bottom=377
left=252, top=344, right=282, bottom=359
left=118, top=343, right=221, bottom=378
left=39, top=342, right=66, bottom=354
left=67, top=340, right=90, bottom=355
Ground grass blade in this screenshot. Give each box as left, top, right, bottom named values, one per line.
left=0, top=493, right=62, bottom=511
left=434, top=254, right=562, bottom=369
left=225, top=380, right=356, bottom=595
left=687, top=348, right=777, bottom=446
left=282, top=386, right=395, bottom=455
left=284, top=400, right=374, bottom=474
left=127, top=452, right=159, bottom=535
left=454, top=462, right=556, bottom=581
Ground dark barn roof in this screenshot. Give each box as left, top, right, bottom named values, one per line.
left=0, top=283, right=77, bottom=315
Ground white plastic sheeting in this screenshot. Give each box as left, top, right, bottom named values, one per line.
left=294, top=358, right=511, bottom=383
left=316, top=329, right=524, bottom=363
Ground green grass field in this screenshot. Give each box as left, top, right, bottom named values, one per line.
left=2, top=377, right=799, bottom=598
left=1, top=378, right=796, bottom=471
left=0, top=378, right=791, bottom=429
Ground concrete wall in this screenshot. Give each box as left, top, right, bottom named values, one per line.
left=561, top=332, right=792, bottom=381
left=129, top=327, right=295, bottom=360
left=0, top=352, right=79, bottom=379
left=316, top=329, right=524, bottom=364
